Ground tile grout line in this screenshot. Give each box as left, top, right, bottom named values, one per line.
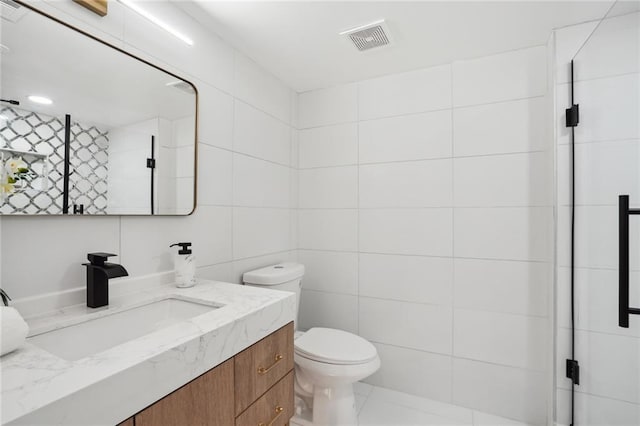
left=450, top=63, right=456, bottom=404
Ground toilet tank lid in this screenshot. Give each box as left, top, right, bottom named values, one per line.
left=243, top=263, right=305, bottom=285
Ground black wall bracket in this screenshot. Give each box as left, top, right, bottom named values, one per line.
left=566, top=359, right=580, bottom=386
left=566, top=104, right=580, bottom=128
left=146, top=158, right=156, bottom=169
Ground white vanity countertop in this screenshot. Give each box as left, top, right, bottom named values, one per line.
left=0, top=280, right=296, bottom=425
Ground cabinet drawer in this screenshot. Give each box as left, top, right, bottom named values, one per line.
left=235, top=322, right=294, bottom=415
left=135, top=358, right=234, bottom=426
left=236, top=371, right=294, bottom=426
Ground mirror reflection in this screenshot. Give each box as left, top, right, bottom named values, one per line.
left=0, top=2, right=197, bottom=215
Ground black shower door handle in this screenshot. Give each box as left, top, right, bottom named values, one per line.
left=619, top=195, right=640, bottom=328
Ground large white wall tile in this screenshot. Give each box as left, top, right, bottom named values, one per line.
left=557, top=73, right=640, bottom=145
left=298, top=250, right=358, bottom=295
left=120, top=206, right=233, bottom=276
left=454, top=258, right=549, bottom=317
left=572, top=12, right=640, bottom=83
left=298, top=209, right=358, bottom=252
left=358, top=65, right=452, bottom=120
left=557, top=267, right=640, bottom=335
left=360, top=253, right=452, bottom=305
left=557, top=389, right=640, bottom=426
left=453, top=97, right=547, bottom=156
left=557, top=140, right=640, bottom=206
left=233, top=101, right=291, bottom=165
left=452, top=358, right=548, bottom=425
left=197, top=144, right=232, bottom=206
left=453, top=45, right=547, bottom=107
left=366, top=343, right=453, bottom=403
left=554, top=21, right=599, bottom=84
left=298, top=290, right=358, bottom=334
left=557, top=329, right=640, bottom=404
left=360, top=209, right=453, bottom=256
left=454, top=207, right=551, bottom=262
left=233, top=208, right=291, bottom=259
left=359, top=297, right=452, bottom=355
left=233, top=52, right=292, bottom=124
left=298, top=166, right=358, bottom=208
left=558, top=205, right=640, bottom=270
left=359, top=160, right=452, bottom=208
left=454, top=152, right=551, bottom=207
left=359, top=110, right=452, bottom=163
left=298, top=123, right=358, bottom=168
left=233, top=154, right=291, bottom=208
left=454, top=309, right=548, bottom=371
left=197, top=82, right=234, bottom=150
left=298, top=84, right=358, bottom=128
left=2, top=216, right=119, bottom=299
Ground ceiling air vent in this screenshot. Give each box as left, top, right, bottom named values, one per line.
left=1, top=0, right=27, bottom=23
left=340, top=19, right=391, bottom=52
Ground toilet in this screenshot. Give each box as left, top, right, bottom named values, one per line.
left=243, top=263, right=380, bottom=426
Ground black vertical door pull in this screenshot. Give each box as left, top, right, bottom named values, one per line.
left=619, top=194, right=640, bottom=328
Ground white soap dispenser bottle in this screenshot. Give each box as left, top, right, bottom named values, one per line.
left=169, top=242, right=196, bottom=288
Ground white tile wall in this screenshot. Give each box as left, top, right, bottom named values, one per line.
left=367, top=343, right=453, bottom=403
left=1, top=1, right=298, bottom=302
left=359, top=297, right=452, bottom=354
left=298, top=289, right=358, bottom=334
left=233, top=154, right=291, bottom=208
left=297, top=44, right=553, bottom=424
left=358, top=65, right=452, bottom=120
left=453, top=97, right=547, bottom=157
left=233, top=101, right=292, bottom=166
left=298, top=250, right=358, bottom=295
left=359, top=110, right=452, bottom=163
left=298, top=209, right=358, bottom=252
left=452, top=45, right=547, bottom=107
left=299, top=123, right=358, bottom=168
left=359, top=208, right=453, bottom=256
left=452, top=358, right=547, bottom=425
left=298, top=166, right=358, bottom=208
left=359, top=254, right=452, bottom=305
left=359, top=160, right=452, bottom=208
left=298, top=83, right=358, bottom=128
left=454, top=207, right=552, bottom=262
left=454, top=152, right=551, bottom=207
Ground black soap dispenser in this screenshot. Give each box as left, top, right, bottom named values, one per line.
left=169, top=242, right=195, bottom=288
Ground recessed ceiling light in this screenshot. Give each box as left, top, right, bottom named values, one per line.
left=117, top=0, right=194, bottom=46
left=28, top=95, right=53, bottom=105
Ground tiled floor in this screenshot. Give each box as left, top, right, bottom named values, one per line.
left=354, top=383, right=532, bottom=426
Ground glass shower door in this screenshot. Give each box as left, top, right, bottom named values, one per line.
left=558, top=2, right=640, bottom=425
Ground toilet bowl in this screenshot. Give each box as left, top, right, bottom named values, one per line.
left=243, top=263, right=380, bottom=426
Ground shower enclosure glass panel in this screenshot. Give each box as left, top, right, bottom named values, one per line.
left=557, top=2, right=640, bottom=424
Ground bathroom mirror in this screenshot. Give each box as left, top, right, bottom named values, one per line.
left=0, top=1, right=197, bottom=215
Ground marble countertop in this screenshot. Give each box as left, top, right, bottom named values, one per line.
left=1, top=279, right=296, bottom=425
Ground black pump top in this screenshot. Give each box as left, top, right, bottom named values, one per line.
left=170, top=242, right=192, bottom=255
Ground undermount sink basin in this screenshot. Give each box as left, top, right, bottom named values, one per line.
left=28, top=297, right=218, bottom=361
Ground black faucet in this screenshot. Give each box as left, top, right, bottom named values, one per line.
left=83, top=253, right=128, bottom=308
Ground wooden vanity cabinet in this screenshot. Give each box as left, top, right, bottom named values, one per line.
left=118, top=322, right=294, bottom=426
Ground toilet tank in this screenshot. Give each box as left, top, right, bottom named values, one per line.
left=242, top=263, right=305, bottom=322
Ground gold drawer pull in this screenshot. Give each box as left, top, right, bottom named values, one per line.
left=258, top=406, right=284, bottom=426
left=257, top=354, right=283, bottom=375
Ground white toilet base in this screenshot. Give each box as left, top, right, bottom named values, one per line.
left=313, top=384, right=358, bottom=425
left=290, top=384, right=358, bottom=426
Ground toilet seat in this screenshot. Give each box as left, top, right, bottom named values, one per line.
left=294, top=327, right=377, bottom=365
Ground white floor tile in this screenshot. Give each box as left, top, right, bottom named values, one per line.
left=354, top=384, right=526, bottom=426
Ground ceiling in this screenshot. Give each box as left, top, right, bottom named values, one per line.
left=189, top=1, right=618, bottom=92
left=1, top=6, right=195, bottom=130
